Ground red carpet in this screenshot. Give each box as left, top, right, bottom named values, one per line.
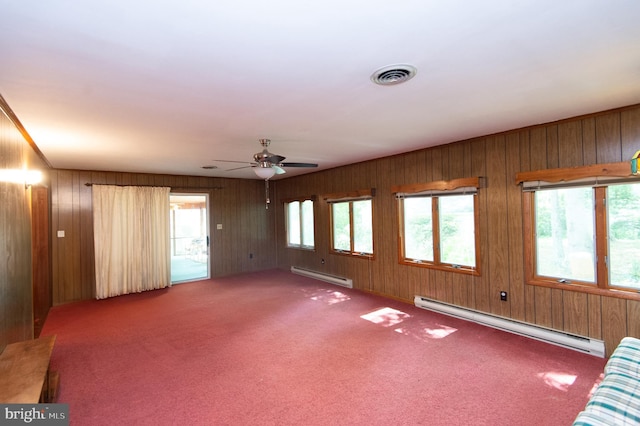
left=42, top=270, right=605, bottom=425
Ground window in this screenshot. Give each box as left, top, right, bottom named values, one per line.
left=533, top=187, right=595, bottom=282
left=608, top=183, right=640, bottom=289
left=326, top=189, right=374, bottom=257
left=394, top=177, right=481, bottom=275
left=518, top=162, right=640, bottom=299
left=285, top=199, right=315, bottom=249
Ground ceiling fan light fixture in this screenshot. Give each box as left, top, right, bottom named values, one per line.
left=254, top=166, right=276, bottom=180
left=371, top=64, right=417, bottom=86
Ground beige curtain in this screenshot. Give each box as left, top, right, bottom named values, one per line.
left=92, top=185, right=171, bottom=299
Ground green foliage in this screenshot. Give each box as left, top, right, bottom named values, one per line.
left=535, top=202, right=552, bottom=237
left=332, top=203, right=350, bottom=250
left=608, top=184, right=640, bottom=241
left=405, top=214, right=433, bottom=259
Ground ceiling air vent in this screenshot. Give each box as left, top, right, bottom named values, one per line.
left=371, top=64, right=417, bottom=86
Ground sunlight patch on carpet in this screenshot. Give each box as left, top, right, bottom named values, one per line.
left=361, top=307, right=411, bottom=327
left=361, top=307, right=458, bottom=341
left=422, top=324, right=458, bottom=339
left=310, top=289, right=351, bottom=305
left=537, top=371, right=577, bottom=391
left=393, top=323, right=458, bottom=341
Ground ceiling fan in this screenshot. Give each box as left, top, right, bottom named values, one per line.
left=214, top=139, right=318, bottom=180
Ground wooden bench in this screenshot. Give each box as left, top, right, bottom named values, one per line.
left=0, top=335, right=58, bottom=403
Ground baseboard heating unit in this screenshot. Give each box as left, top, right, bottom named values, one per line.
left=290, top=267, right=353, bottom=289
left=414, top=296, right=605, bottom=357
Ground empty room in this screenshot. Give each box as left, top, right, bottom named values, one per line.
left=2, top=2, right=640, bottom=425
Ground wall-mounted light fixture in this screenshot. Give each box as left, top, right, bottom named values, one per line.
left=631, top=150, right=640, bottom=175
left=0, top=168, right=43, bottom=188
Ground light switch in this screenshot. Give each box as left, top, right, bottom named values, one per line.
left=57, top=230, right=65, bottom=238
left=216, top=224, right=222, bottom=230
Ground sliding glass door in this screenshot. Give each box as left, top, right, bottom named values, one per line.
left=170, top=193, right=209, bottom=283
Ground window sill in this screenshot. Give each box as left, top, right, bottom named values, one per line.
left=330, top=250, right=374, bottom=260
left=528, top=278, right=640, bottom=301
left=286, top=245, right=315, bottom=251
left=399, top=260, right=480, bottom=276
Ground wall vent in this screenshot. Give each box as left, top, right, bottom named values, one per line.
left=414, top=296, right=605, bottom=357
left=291, top=266, right=353, bottom=289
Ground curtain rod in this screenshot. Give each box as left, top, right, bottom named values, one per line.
left=84, top=183, right=224, bottom=190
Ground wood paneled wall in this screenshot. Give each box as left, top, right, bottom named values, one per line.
left=275, top=104, right=640, bottom=356
left=32, top=186, right=51, bottom=337
left=49, top=170, right=276, bottom=305
left=0, top=98, right=50, bottom=350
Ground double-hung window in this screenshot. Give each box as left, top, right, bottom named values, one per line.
left=394, top=177, right=481, bottom=275
left=518, top=162, right=640, bottom=298
left=285, top=198, right=315, bottom=249
left=326, top=189, right=374, bottom=258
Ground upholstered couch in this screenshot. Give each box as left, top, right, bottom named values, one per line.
left=573, top=337, right=640, bottom=425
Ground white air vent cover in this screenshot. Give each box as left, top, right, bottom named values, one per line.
left=371, top=64, right=417, bottom=86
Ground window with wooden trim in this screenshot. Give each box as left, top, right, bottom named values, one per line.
left=393, top=177, right=481, bottom=275
left=285, top=198, right=315, bottom=249
left=517, top=162, right=640, bottom=299
left=326, top=189, right=374, bottom=258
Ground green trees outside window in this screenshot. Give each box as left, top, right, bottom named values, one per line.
left=608, top=184, right=640, bottom=289
left=534, top=187, right=595, bottom=282
left=403, top=198, right=433, bottom=261
left=439, top=195, right=476, bottom=267
left=331, top=199, right=373, bottom=256
left=400, top=193, right=478, bottom=273
left=528, top=181, right=640, bottom=293
left=331, top=202, right=351, bottom=251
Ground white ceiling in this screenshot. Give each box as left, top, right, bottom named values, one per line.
left=2, top=1, right=640, bottom=180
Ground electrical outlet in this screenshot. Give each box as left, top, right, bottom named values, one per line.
left=500, top=291, right=508, bottom=301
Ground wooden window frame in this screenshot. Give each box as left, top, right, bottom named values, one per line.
left=393, top=177, right=481, bottom=276
left=283, top=196, right=316, bottom=250
left=325, top=189, right=375, bottom=259
left=518, top=162, right=640, bottom=301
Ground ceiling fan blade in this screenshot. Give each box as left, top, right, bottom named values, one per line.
left=280, top=162, right=318, bottom=168
left=225, top=165, right=254, bottom=171
left=211, top=159, right=258, bottom=171
left=272, top=165, right=286, bottom=175
left=212, top=159, right=252, bottom=164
